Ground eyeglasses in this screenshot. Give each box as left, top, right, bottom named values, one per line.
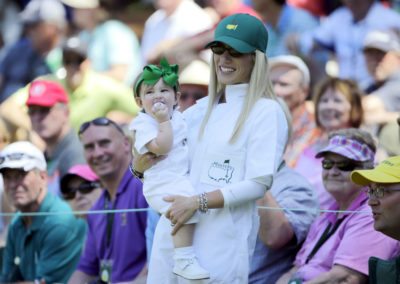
left=61, top=181, right=101, bottom=200
left=0, top=153, right=39, bottom=165
left=366, top=184, right=400, bottom=199
left=210, top=44, right=245, bottom=58
left=79, top=117, right=125, bottom=136
left=322, top=159, right=361, bottom=171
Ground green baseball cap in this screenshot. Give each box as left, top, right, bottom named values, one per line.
left=206, top=13, right=268, bottom=53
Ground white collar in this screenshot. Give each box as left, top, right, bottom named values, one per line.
left=225, top=84, right=248, bottom=103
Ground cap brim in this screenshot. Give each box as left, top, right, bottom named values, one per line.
left=0, top=160, right=36, bottom=172
left=351, top=169, right=400, bottom=186
left=315, top=145, right=369, bottom=162
left=206, top=36, right=256, bottom=53
left=26, top=98, right=56, bottom=107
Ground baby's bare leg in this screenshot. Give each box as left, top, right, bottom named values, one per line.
left=172, top=223, right=195, bottom=248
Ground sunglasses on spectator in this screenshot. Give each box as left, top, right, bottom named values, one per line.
left=322, top=159, right=361, bottom=171
left=61, top=181, right=101, bottom=200
left=79, top=117, right=124, bottom=136
left=210, top=44, right=245, bottom=57
left=366, top=184, right=400, bottom=199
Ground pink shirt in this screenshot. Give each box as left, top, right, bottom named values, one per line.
left=294, top=192, right=400, bottom=281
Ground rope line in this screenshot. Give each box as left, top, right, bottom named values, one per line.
left=0, top=206, right=371, bottom=217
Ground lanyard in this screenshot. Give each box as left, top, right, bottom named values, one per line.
left=305, top=217, right=346, bottom=264
left=104, top=195, right=116, bottom=249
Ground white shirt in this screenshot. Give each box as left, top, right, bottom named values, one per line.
left=148, top=84, right=288, bottom=283
left=140, top=0, right=213, bottom=64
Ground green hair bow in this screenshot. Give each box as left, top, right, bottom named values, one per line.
left=134, top=58, right=179, bottom=96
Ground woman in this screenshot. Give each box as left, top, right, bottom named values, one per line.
left=141, top=13, right=290, bottom=283
left=295, top=77, right=364, bottom=209
left=277, top=128, right=400, bottom=284
left=60, top=164, right=102, bottom=217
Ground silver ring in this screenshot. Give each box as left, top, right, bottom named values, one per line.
left=171, top=222, right=176, bottom=227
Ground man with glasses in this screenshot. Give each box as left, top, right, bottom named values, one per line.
left=27, top=79, right=85, bottom=196
left=0, top=141, right=85, bottom=283
left=68, top=117, right=148, bottom=284
left=351, top=156, right=400, bottom=283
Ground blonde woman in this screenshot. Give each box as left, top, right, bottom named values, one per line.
left=137, top=13, right=290, bottom=283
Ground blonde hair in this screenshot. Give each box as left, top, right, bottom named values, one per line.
left=199, top=50, right=291, bottom=144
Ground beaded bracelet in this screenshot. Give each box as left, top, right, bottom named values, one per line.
left=129, top=163, right=144, bottom=180
left=198, top=192, right=208, bottom=213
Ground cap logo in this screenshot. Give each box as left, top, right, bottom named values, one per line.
left=30, top=83, right=46, bottom=97
left=226, top=24, right=238, bottom=31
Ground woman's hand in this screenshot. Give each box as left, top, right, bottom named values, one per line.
left=164, top=195, right=198, bottom=235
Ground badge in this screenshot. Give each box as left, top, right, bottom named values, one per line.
left=14, top=256, right=20, bottom=265
left=100, top=260, right=112, bottom=283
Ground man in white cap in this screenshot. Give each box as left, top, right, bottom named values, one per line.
left=0, top=0, right=66, bottom=103
left=269, top=55, right=319, bottom=168
left=0, top=141, right=85, bottom=283
left=363, top=29, right=400, bottom=127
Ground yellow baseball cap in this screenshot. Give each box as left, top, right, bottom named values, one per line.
left=351, top=156, right=400, bottom=186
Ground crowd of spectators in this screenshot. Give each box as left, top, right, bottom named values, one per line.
left=0, top=0, right=399, bottom=283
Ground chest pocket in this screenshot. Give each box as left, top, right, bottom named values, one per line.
left=200, top=150, right=245, bottom=187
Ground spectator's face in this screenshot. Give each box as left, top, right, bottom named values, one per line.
left=80, top=125, right=131, bottom=180
left=363, top=48, right=387, bottom=81
left=72, top=8, right=96, bottom=30
left=28, top=103, right=69, bottom=141
left=63, top=51, right=85, bottom=86
left=368, top=183, right=400, bottom=239
left=212, top=44, right=255, bottom=85
left=2, top=168, right=46, bottom=210
left=28, top=22, right=60, bottom=54
left=63, top=176, right=102, bottom=214
left=208, top=0, right=238, bottom=16
left=270, top=65, right=308, bottom=111
left=178, top=84, right=208, bottom=112
left=317, top=87, right=351, bottom=131
left=137, top=79, right=177, bottom=119
left=322, top=153, right=362, bottom=205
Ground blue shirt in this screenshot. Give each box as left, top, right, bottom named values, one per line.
left=0, top=38, right=51, bottom=102
left=0, top=193, right=86, bottom=283
left=77, top=169, right=148, bottom=282
left=265, top=4, right=319, bottom=57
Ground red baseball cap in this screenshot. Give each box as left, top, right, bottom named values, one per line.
left=26, top=80, right=69, bottom=107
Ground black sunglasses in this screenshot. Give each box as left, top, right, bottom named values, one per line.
left=61, top=181, right=101, bottom=200
left=79, top=117, right=125, bottom=136
left=322, top=159, right=360, bottom=172
left=210, top=45, right=245, bottom=57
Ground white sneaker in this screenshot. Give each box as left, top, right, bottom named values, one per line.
left=173, top=257, right=210, bottom=280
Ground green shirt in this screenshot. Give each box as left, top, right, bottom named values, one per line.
left=0, top=193, right=86, bottom=283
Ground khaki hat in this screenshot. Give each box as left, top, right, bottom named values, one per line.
left=269, top=55, right=311, bottom=87
left=61, top=0, right=99, bottom=9
left=351, top=156, right=400, bottom=186
left=179, top=60, right=210, bottom=86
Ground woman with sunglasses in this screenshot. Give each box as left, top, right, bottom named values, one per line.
left=277, top=128, right=399, bottom=284
left=60, top=164, right=102, bottom=218
left=144, top=13, right=290, bottom=283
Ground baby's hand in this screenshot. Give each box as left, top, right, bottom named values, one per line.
left=152, top=102, right=170, bottom=122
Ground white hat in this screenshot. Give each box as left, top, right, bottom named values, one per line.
left=179, top=60, right=210, bottom=86
left=20, top=0, right=66, bottom=29
left=61, top=0, right=99, bottom=9
left=0, top=141, right=46, bottom=172
left=269, top=55, right=311, bottom=87
left=363, top=30, right=400, bottom=53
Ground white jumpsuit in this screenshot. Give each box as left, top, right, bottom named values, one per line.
left=147, top=84, right=288, bottom=283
